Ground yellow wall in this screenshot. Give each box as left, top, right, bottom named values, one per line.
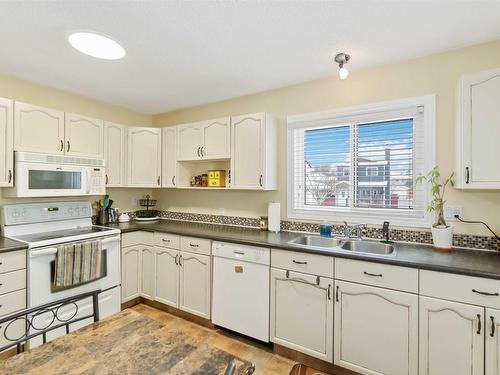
left=0, top=74, right=152, bottom=213
left=152, top=40, right=500, bottom=236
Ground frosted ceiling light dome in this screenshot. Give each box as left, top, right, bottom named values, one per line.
left=68, top=32, right=125, bottom=60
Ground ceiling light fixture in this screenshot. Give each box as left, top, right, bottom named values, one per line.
left=68, top=32, right=125, bottom=60
left=334, top=52, right=350, bottom=80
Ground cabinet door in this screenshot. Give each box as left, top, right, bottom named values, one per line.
left=162, top=126, right=177, bottom=187
left=419, top=296, right=484, bottom=375
left=0, top=98, right=13, bottom=187
left=334, top=281, right=418, bottom=375
left=64, top=113, right=104, bottom=158
left=177, top=122, right=203, bottom=160
left=201, top=117, right=230, bottom=159
left=122, top=245, right=141, bottom=303
left=14, top=102, right=64, bottom=154
left=270, top=268, right=333, bottom=361
left=104, top=122, right=126, bottom=187
left=457, top=69, right=500, bottom=188
left=231, top=113, right=264, bottom=189
left=179, top=251, right=211, bottom=319
left=486, top=308, right=500, bottom=375
left=127, top=127, right=162, bottom=187
left=155, top=247, right=179, bottom=307
left=140, top=247, right=155, bottom=300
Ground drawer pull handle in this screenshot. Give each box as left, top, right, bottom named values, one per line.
left=174, top=254, right=179, bottom=266
left=162, top=239, right=171, bottom=243
left=363, top=271, right=383, bottom=277
left=491, top=316, right=496, bottom=337
left=292, top=260, right=307, bottom=265
left=234, top=251, right=245, bottom=256
left=189, top=243, right=199, bottom=247
left=336, top=285, right=339, bottom=302
left=477, top=314, right=482, bottom=335
left=327, top=284, right=331, bottom=300
left=472, top=289, right=499, bottom=296
left=179, top=255, right=183, bottom=266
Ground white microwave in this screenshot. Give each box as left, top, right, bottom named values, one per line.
left=3, top=152, right=106, bottom=197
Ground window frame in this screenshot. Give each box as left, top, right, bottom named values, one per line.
left=287, top=95, right=436, bottom=228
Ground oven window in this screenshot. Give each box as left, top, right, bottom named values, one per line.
left=29, top=170, right=82, bottom=190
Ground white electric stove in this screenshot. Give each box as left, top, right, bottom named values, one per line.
left=1, top=201, right=121, bottom=347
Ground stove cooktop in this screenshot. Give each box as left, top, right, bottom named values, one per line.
left=12, top=226, right=116, bottom=245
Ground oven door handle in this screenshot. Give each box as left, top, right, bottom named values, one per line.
left=30, top=248, right=58, bottom=257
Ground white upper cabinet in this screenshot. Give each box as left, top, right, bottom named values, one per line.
left=201, top=117, right=230, bottom=159
left=334, top=281, right=418, bottom=375
left=456, top=68, right=500, bottom=189
left=104, top=122, right=126, bottom=187
left=419, top=296, right=484, bottom=375
left=127, top=127, right=162, bottom=187
left=177, top=122, right=204, bottom=160
left=177, top=117, right=230, bottom=161
left=0, top=98, right=14, bottom=187
left=231, top=113, right=278, bottom=190
left=14, top=102, right=65, bottom=154
left=162, top=126, right=177, bottom=187
left=64, top=113, right=104, bottom=158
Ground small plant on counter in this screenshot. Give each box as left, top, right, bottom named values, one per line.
left=416, top=166, right=455, bottom=249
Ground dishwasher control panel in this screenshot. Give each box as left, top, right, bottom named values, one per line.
left=212, top=241, right=270, bottom=265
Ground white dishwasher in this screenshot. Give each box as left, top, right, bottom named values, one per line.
left=212, top=241, right=270, bottom=342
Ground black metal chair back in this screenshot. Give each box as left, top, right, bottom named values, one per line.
left=0, top=289, right=101, bottom=354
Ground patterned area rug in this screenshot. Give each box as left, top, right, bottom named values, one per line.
left=1, top=309, right=252, bottom=374
left=290, top=363, right=333, bottom=375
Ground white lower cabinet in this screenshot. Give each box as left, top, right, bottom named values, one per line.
left=154, top=247, right=179, bottom=307
left=334, top=281, right=418, bottom=375
left=270, top=268, right=333, bottom=362
left=419, top=296, right=484, bottom=375
left=121, top=245, right=141, bottom=302
left=140, top=247, right=155, bottom=300
left=179, top=251, right=211, bottom=319
left=486, top=308, right=500, bottom=375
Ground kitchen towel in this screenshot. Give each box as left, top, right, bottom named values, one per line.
left=55, top=240, right=102, bottom=288
left=268, top=202, right=281, bottom=232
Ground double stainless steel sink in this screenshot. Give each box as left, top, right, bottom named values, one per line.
left=289, top=235, right=395, bottom=256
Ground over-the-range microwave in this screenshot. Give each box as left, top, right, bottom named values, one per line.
left=3, top=151, right=106, bottom=197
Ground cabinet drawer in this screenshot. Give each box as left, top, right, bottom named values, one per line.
left=0, top=270, right=26, bottom=295
left=271, top=249, right=334, bottom=278
left=0, top=251, right=26, bottom=274
left=180, top=236, right=211, bottom=255
left=335, top=258, right=418, bottom=293
left=154, top=232, right=180, bottom=249
left=420, top=270, right=500, bottom=309
left=122, top=231, right=153, bottom=247
left=0, top=289, right=26, bottom=318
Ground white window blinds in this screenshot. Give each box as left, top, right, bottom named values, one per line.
left=288, top=97, right=435, bottom=226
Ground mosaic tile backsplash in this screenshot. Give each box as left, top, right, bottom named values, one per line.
left=122, top=210, right=499, bottom=251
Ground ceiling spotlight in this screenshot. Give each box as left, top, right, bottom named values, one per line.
left=334, top=52, right=350, bottom=80
left=68, top=32, right=125, bottom=60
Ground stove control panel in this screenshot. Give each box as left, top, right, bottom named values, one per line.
left=2, top=202, right=92, bottom=226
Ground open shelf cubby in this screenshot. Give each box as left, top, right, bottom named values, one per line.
left=177, top=159, right=231, bottom=189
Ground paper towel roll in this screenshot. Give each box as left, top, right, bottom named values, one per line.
left=268, top=202, right=281, bottom=232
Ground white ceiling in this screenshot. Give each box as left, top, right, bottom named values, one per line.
left=1, top=1, right=500, bottom=115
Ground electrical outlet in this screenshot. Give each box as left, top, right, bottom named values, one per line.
left=444, top=205, right=463, bottom=221
left=218, top=208, right=225, bottom=215
left=131, top=197, right=138, bottom=207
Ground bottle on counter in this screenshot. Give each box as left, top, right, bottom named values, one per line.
left=319, top=220, right=332, bottom=237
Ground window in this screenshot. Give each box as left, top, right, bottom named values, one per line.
left=365, top=167, right=378, bottom=177
left=288, top=96, right=435, bottom=226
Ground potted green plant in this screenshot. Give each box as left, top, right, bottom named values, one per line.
left=416, top=167, right=455, bottom=250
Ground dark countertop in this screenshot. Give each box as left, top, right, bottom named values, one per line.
left=109, top=220, right=500, bottom=280
left=0, top=236, right=28, bottom=254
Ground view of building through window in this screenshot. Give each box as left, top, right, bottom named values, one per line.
left=303, top=118, right=414, bottom=210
